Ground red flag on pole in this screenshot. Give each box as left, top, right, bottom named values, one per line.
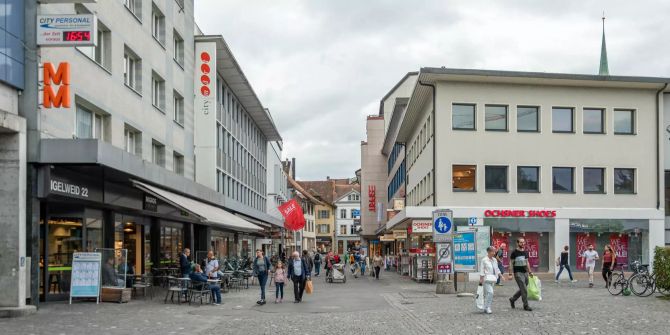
left=278, top=199, right=306, bottom=231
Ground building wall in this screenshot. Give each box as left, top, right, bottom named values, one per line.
left=315, top=204, right=334, bottom=244
left=405, top=101, right=434, bottom=207
left=335, top=196, right=360, bottom=237
left=266, top=141, right=288, bottom=219
left=0, top=0, right=24, bottom=89
left=663, top=93, right=670, bottom=244
left=360, top=116, right=387, bottom=237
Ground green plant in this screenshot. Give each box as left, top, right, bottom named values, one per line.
left=653, top=246, right=670, bottom=293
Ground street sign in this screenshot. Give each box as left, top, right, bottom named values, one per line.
left=37, top=14, right=97, bottom=47
left=352, top=209, right=360, bottom=218
left=432, top=209, right=453, bottom=242
left=468, top=217, right=477, bottom=225
left=453, top=232, right=477, bottom=272
left=436, top=242, right=453, bottom=274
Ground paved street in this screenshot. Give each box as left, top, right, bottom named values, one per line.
left=3, top=271, right=670, bottom=335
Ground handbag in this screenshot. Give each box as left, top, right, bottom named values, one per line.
left=475, top=285, right=484, bottom=310
left=305, top=279, right=313, bottom=294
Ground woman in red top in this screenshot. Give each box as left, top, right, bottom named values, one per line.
left=601, top=245, right=616, bottom=288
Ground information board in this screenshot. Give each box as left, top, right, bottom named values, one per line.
left=457, top=225, right=490, bottom=266
left=37, top=14, right=97, bottom=47
left=69, top=252, right=102, bottom=304
left=453, top=232, right=477, bottom=272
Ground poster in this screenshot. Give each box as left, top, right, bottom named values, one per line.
left=609, top=234, right=628, bottom=266
left=492, top=233, right=509, bottom=268
left=576, top=233, right=596, bottom=270
left=524, top=233, right=540, bottom=271
left=457, top=226, right=490, bottom=266
left=453, top=232, right=477, bottom=272
left=70, top=252, right=102, bottom=303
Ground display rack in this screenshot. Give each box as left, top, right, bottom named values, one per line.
left=413, top=255, right=434, bottom=282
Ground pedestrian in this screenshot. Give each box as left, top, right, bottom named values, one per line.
left=508, top=238, right=533, bottom=311
left=325, top=251, right=334, bottom=278
left=373, top=252, right=383, bottom=280
left=302, top=250, right=314, bottom=275
left=602, top=245, right=616, bottom=288
left=362, top=253, right=369, bottom=277
left=313, top=250, right=322, bottom=277
left=480, top=246, right=504, bottom=314
left=581, top=244, right=599, bottom=288
left=179, top=248, right=191, bottom=278
left=495, top=244, right=505, bottom=286
left=555, top=245, right=577, bottom=283
left=253, top=249, right=271, bottom=305
left=288, top=251, right=311, bottom=303
left=274, top=261, right=287, bottom=303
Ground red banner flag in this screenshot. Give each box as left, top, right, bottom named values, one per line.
left=278, top=199, right=306, bottom=231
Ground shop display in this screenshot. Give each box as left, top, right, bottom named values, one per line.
left=413, top=255, right=434, bottom=282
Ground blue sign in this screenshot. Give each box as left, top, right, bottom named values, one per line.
left=434, top=216, right=452, bottom=234
left=453, top=232, right=477, bottom=272
left=468, top=217, right=477, bottom=225
left=352, top=209, right=360, bottom=218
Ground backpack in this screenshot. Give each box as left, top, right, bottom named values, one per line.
left=314, top=253, right=321, bottom=262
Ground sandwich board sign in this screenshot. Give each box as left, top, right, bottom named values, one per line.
left=69, top=252, right=102, bottom=304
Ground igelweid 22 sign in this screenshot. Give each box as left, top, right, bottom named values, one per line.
left=37, top=14, right=97, bottom=47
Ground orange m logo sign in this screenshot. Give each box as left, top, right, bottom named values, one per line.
left=43, top=62, right=71, bottom=108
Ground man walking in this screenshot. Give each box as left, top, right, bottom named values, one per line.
left=288, top=251, right=311, bottom=303
left=313, top=250, right=322, bottom=277
left=555, top=245, right=577, bottom=283
left=302, top=250, right=314, bottom=275
left=509, top=238, right=533, bottom=311
left=179, top=248, right=191, bottom=278
left=253, top=249, right=271, bottom=305
left=581, top=244, right=599, bottom=288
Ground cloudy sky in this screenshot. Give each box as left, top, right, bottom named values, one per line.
left=194, top=0, right=670, bottom=180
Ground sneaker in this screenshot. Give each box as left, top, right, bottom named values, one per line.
left=485, top=308, right=492, bottom=314
left=260, top=300, right=266, bottom=305
left=589, top=283, right=593, bottom=288
left=554, top=280, right=559, bottom=283
left=214, top=303, right=221, bottom=306
left=274, top=299, right=278, bottom=304
left=571, top=280, right=578, bottom=283
left=256, top=300, right=263, bottom=305
left=523, top=306, right=533, bottom=312
left=509, top=298, right=515, bottom=309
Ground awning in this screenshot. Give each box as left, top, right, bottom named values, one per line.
left=133, top=180, right=262, bottom=233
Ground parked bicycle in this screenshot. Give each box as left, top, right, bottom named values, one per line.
left=607, top=264, right=629, bottom=296
left=628, top=261, right=654, bottom=297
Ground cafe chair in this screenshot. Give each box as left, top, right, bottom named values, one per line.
left=188, top=281, right=211, bottom=306
left=132, top=274, right=154, bottom=300
left=164, top=277, right=189, bottom=304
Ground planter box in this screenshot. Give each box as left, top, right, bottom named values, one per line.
left=100, top=287, right=132, bottom=303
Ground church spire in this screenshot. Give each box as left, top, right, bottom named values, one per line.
left=599, top=13, right=609, bottom=76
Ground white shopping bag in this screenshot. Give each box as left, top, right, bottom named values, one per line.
left=475, top=285, right=484, bottom=310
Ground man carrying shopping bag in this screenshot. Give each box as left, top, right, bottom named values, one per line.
left=508, top=238, right=533, bottom=311
left=479, top=246, right=505, bottom=314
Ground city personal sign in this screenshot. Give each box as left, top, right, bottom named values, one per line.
left=432, top=209, right=453, bottom=242
left=37, top=14, right=97, bottom=47
left=484, top=209, right=556, bottom=218
left=43, top=62, right=70, bottom=108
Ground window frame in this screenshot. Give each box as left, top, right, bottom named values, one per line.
left=173, top=29, right=185, bottom=68
left=173, top=90, right=184, bottom=126
left=552, top=107, right=575, bottom=133
left=452, top=164, right=477, bottom=192
left=452, top=103, right=477, bottom=131
left=151, top=71, right=165, bottom=112
left=151, top=140, right=165, bottom=167
left=552, top=167, right=575, bottom=193
left=484, top=104, right=508, bottom=131
left=173, top=152, right=184, bottom=176
left=613, top=109, right=636, bottom=135
left=151, top=3, right=166, bottom=47
left=614, top=168, right=636, bottom=194
left=583, top=108, right=606, bottom=134
left=484, top=165, right=509, bottom=192
left=516, top=105, right=540, bottom=133
left=123, top=47, right=142, bottom=94
left=583, top=167, right=606, bottom=194
left=517, top=166, right=540, bottom=193
left=124, top=0, right=142, bottom=22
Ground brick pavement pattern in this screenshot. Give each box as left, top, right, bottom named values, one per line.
left=2, top=272, right=670, bottom=335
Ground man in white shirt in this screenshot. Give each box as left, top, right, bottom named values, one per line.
left=205, top=250, right=219, bottom=279
left=479, top=246, right=504, bottom=314
left=581, top=244, right=599, bottom=288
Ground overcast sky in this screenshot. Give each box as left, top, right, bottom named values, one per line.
left=194, top=0, right=670, bottom=180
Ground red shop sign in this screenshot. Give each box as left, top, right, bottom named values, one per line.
left=368, top=185, right=376, bottom=212
left=484, top=209, right=556, bottom=218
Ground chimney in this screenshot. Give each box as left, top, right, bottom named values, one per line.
left=327, top=176, right=330, bottom=180
left=291, top=157, right=296, bottom=179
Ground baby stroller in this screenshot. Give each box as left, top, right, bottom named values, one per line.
left=327, top=263, right=346, bottom=283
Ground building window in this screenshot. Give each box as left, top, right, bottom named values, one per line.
left=152, top=140, right=165, bottom=167
left=318, top=224, right=329, bottom=234
left=123, top=48, right=141, bottom=92
left=485, top=166, right=508, bottom=192
left=614, top=110, right=635, bottom=135
left=584, top=168, right=605, bottom=194
left=453, top=165, right=476, bottom=191
left=124, top=0, right=142, bottom=19
left=485, top=105, right=508, bottom=131
left=517, top=166, right=539, bottom=192
left=552, top=107, right=574, bottom=133
left=614, top=168, right=635, bottom=194
left=173, top=91, right=184, bottom=125
left=173, top=152, right=184, bottom=175
left=339, top=225, right=347, bottom=235
left=318, top=210, right=330, bottom=219
left=583, top=108, right=605, bottom=134
left=124, top=125, right=141, bottom=155
left=77, top=21, right=111, bottom=70
left=76, top=104, right=107, bottom=140
left=517, top=106, right=539, bottom=132
left=340, top=209, right=347, bottom=219
left=552, top=167, right=574, bottom=193
left=348, top=194, right=360, bottom=201
left=151, top=4, right=165, bottom=45
left=173, top=30, right=184, bottom=67
left=452, top=104, right=476, bottom=130
left=151, top=72, right=165, bottom=111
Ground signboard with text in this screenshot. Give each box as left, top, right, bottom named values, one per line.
left=453, top=232, right=477, bottom=272
left=411, top=220, right=432, bottom=233
left=457, top=225, right=490, bottom=264
left=69, top=252, right=102, bottom=304
left=37, top=14, right=97, bottom=47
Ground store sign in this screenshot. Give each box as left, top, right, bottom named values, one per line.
left=393, top=230, right=407, bottom=239
left=368, top=185, right=376, bottom=212
left=37, top=14, right=97, bottom=47
left=411, top=220, right=432, bottom=233
left=256, top=238, right=272, bottom=245
left=43, top=62, right=71, bottom=108
left=453, top=232, right=477, bottom=272
left=351, top=209, right=360, bottom=218
left=143, top=194, right=158, bottom=212
left=484, top=209, right=556, bottom=218
left=380, top=234, right=395, bottom=242
left=393, top=198, right=405, bottom=211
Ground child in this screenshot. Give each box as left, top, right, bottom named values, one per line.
left=274, top=261, right=287, bottom=303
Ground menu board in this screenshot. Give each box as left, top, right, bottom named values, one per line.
left=69, top=252, right=102, bottom=304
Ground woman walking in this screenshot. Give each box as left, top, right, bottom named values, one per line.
left=274, top=261, right=287, bottom=303
left=602, top=245, right=616, bottom=288
left=373, top=252, right=383, bottom=280
left=479, top=246, right=504, bottom=314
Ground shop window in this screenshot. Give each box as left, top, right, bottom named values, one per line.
left=583, top=108, right=605, bottom=134
left=517, top=106, right=539, bottom=132
left=614, top=110, right=635, bottom=135
left=614, top=168, right=635, bottom=194
left=552, top=107, right=574, bottom=133
left=517, top=166, right=539, bottom=192
left=114, top=215, right=144, bottom=277
left=453, top=165, right=476, bottom=191
left=485, top=166, right=508, bottom=192
left=160, top=224, right=183, bottom=266
left=452, top=104, right=476, bottom=130
left=485, top=105, right=508, bottom=131
left=552, top=167, right=574, bottom=193
left=44, top=217, right=83, bottom=296
left=583, top=168, right=605, bottom=194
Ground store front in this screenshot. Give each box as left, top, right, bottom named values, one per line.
left=316, top=237, right=332, bottom=253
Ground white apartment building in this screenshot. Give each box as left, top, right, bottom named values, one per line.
left=382, top=67, right=669, bottom=274
left=335, top=188, right=362, bottom=252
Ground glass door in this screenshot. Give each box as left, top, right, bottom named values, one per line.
left=45, top=217, right=83, bottom=299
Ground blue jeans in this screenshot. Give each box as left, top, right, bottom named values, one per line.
left=555, top=264, right=574, bottom=281
left=258, top=272, right=268, bottom=301
left=275, top=282, right=284, bottom=299
left=210, top=285, right=221, bottom=304
left=361, top=262, right=366, bottom=276
left=496, top=261, right=504, bottom=284
left=314, top=262, right=321, bottom=276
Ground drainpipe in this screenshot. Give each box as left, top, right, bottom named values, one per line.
left=656, top=83, right=668, bottom=209
left=418, top=81, right=437, bottom=206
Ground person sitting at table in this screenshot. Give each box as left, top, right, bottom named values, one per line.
left=190, top=264, right=221, bottom=305
left=118, top=261, right=135, bottom=288
left=102, top=257, right=119, bottom=287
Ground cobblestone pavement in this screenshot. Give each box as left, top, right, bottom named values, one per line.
left=3, top=271, right=670, bottom=335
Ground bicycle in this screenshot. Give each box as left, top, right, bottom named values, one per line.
left=628, top=261, right=654, bottom=297
left=607, top=264, right=629, bottom=295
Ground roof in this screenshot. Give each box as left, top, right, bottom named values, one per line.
left=379, top=71, right=419, bottom=116
left=287, top=175, right=325, bottom=206
left=195, top=35, right=282, bottom=141
left=334, top=184, right=361, bottom=203
left=297, top=180, right=336, bottom=204
left=382, top=97, right=409, bottom=155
